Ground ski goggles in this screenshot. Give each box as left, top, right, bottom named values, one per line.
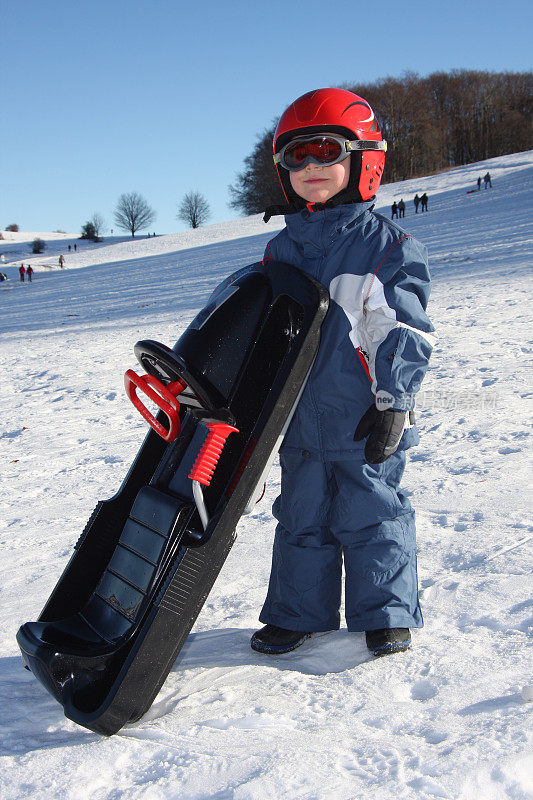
left=274, top=134, right=387, bottom=172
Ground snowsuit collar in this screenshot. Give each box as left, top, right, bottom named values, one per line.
left=283, top=199, right=375, bottom=250
left=263, top=185, right=375, bottom=222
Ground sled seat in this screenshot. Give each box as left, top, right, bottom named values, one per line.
left=18, top=485, right=195, bottom=706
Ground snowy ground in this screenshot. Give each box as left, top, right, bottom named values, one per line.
left=0, top=152, right=532, bottom=800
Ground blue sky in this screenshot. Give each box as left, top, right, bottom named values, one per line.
left=1, top=0, right=532, bottom=235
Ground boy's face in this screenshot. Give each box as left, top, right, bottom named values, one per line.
left=289, top=154, right=350, bottom=204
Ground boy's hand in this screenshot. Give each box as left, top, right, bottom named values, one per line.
left=354, top=406, right=406, bottom=464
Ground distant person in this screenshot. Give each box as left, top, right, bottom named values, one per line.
left=398, top=198, right=405, bottom=218
left=59, top=254, right=65, bottom=268
left=26, top=265, right=34, bottom=282
left=477, top=177, right=482, bottom=190
left=74, top=243, right=77, bottom=252
left=414, top=194, right=420, bottom=213
left=484, top=172, right=492, bottom=189
left=68, top=244, right=71, bottom=252
left=391, top=201, right=398, bottom=219
left=19, top=264, right=25, bottom=282
left=420, top=193, right=428, bottom=212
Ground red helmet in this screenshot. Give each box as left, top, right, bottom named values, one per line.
left=273, top=88, right=386, bottom=205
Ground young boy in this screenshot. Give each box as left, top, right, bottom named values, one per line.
left=251, top=88, right=435, bottom=658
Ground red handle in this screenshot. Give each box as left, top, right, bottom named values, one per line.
left=124, top=369, right=186, bottom=443
left=189, top=423, right=239, bottom=486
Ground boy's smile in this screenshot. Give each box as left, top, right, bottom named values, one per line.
left=289, top=158, right=350, bottom=204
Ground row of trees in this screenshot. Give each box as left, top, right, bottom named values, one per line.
left=4, top=191, right=211, bottom=243
left=229, top=69, right=533, bottom=215
left=80, top=190, right=211, bottom=241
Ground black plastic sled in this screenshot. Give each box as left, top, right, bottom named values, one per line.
left=16, top=260, right=329, bottom=736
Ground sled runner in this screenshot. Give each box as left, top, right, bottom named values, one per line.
left=16, top=261, right=329, bottom=735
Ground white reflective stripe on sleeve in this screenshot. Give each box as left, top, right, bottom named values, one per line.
left=329, top=272, right=435, bottom=392
left=396, top=320, right=437, bottom=347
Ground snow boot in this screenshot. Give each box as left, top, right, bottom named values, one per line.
left=366, top=628, right=411, bottom=657
left=251, top=624, right=312, bottom=654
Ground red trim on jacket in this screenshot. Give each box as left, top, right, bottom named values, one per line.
left=357, top=348, right=372, bottom=382
left=262, top=241, right=274, bottom=266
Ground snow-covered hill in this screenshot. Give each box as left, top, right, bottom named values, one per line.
left=1, top=150, right=530, bottom=276
left=1, top=151, right=532, bottom=800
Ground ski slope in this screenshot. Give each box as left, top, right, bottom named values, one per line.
left=1, top=151, right=532, bottom=800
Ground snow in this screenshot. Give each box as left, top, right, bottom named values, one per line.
left=1, top=151, right=532, bottom=800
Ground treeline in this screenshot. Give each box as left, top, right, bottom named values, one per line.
left=229, top=69, right=532, bottom=215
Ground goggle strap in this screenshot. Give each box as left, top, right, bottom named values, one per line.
left=346, top=139, right=387, bottom=152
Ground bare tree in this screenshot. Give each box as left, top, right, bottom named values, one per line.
left=228, top=126, right=284, bottom=216
left=177, top=191, right=211, bottom=229
left=90, top=213, right=106, bottom=238
left=80, top=213, right=106, bottom=241
left=114, top=192, right=156, bottom=237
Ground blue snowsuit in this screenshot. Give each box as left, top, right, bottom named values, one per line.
left=259, top=200, right=435, bottom=632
